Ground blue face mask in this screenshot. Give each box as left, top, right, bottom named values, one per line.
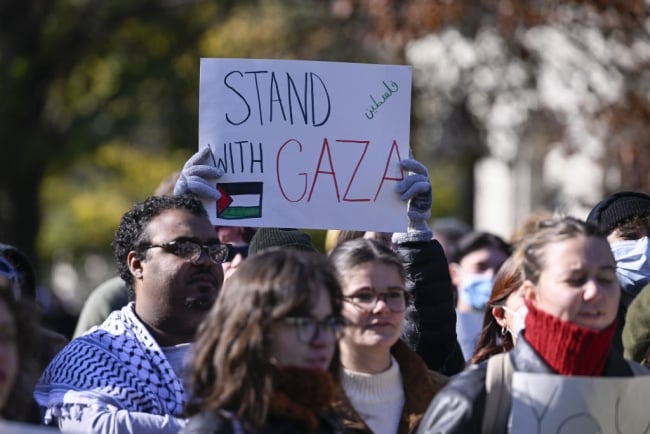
left=460, top=274, right=494, bottom=310
left=610, top=236, right=650, bottom=296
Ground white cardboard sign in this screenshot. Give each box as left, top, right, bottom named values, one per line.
left=510, top=371, right=650, bottom=433
left=199, top=58, right=413, bottom=231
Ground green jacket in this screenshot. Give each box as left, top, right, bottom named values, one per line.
left=623, top=282, right=650, bottom=364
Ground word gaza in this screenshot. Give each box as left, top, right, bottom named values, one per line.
left=276, top=138, right=404, bottom=203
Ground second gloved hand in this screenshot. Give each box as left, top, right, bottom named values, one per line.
left=392, top=158, right=433, bottom=243
left=174, top=147, right=224, bottom=200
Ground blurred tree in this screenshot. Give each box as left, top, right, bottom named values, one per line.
left=1, top=0, right=375, bottom=304
left=1, top=0, right=217, bottom=269
left=333, top=0, right=650, bottom=224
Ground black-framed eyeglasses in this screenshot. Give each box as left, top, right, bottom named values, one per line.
left=140, top=240, right=231, bottom=265
left=281, top=315, right=346, bottom=344
left=344, top=289, right=406, bottom=312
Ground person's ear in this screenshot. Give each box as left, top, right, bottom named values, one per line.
left=128, top=251, right=144, bottom=279
left=492, top=306, right=508, bottom=329
left=449, top=263, right=462, bottom=288
left=522, top=280, right=536, bottom=304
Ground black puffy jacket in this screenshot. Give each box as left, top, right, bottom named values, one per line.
left=416, top=334, right=643, bottom=434
left=396, top=239, right=465, bottom=376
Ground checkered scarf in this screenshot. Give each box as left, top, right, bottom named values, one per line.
left=34, top=303, right=185, bottom=419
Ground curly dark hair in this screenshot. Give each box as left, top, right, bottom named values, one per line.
left=614, top=214, right=650, bottom=240
left=112, top=194, right=208, bottom=299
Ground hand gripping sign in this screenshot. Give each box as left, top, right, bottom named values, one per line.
left=199, top=58, right=413, bottom=232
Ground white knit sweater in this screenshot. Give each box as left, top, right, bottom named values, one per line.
left=342, top=356, right=405, bottom=434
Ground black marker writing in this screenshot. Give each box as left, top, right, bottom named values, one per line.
left=224, top=70, right=331, bottom=127
left=214, top=140, right=264, bottom=174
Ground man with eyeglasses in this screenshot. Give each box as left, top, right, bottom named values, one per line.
left=34, top=194, right=227, bottom=434
left=74, top=169, right=256, bottom=338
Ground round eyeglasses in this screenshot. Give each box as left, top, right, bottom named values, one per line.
left=140, top=240, right=231, bottom=265
left=343, top=289, right=406, bottom=312
left=281, top=315, right=346, bottom=344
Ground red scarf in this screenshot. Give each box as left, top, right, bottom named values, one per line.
left=524, top=302, right=617, bottom=376
left=269, top=366, right=336, bottom=432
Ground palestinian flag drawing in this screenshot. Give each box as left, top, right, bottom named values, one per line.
left=216, top=182, right=264, bottom=219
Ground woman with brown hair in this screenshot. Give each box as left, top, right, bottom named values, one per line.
left=329, top=238, right=448, bottom=434
left=468, top=212, right=556, bottom=365
left=468, top=252, right=526, bottom=365
left=181, top=248, right=346, bottom=434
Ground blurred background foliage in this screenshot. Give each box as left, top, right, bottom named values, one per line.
left=1, top=0, right=649, bottom=325
left=1, top=0, right=375, bottom=314
left=39, top=142, right=188, bottom=257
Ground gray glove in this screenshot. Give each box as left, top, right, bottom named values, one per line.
left=173, top=147, right=224, bottom=200
left=391, top=158, right=433, bottom=244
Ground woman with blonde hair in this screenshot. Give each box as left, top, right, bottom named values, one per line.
left=418, top=216, right=649, bottom=433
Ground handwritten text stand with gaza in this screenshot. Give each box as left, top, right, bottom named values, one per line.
left=199, top=58, right=413, bottom=232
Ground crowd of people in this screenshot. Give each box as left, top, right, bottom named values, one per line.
left=1, top=146, right=650, bottom=433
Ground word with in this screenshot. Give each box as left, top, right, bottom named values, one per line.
left=365, top=81, right=399, bottom=120
left=212, top=141, right=264, bottom=175
left=224, top=70, right=331, bottom=127
left=276, top=137, right=403, bottom=203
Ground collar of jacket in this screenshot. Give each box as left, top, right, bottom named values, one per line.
left=334, top=339, right=448, bottom=434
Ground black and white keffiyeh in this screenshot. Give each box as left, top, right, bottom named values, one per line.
left=34, top=303, right=185, bottom=420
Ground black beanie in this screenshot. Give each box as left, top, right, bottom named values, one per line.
left=248, top=228, right=316, bottom=256
left=586, top=191, right=650, bottom=235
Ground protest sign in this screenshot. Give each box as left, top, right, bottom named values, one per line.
left=510, top=371, right=650, bottom=433
left=199, top=58, right=413, bottom=231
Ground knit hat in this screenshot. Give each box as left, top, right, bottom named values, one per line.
left=248, top=228, right=317, bottom=256
left=586, top=191, right=650, bottom=235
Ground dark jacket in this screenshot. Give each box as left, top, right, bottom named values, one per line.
left=623, top=282, right=650, bottom=363
left=335, top=340, right=448, bottom=434
left=416, top=334, right=640, bottom=434
left=180, top=409, right=344, bottom=434
left=396, top=240, right=465, bottom=376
